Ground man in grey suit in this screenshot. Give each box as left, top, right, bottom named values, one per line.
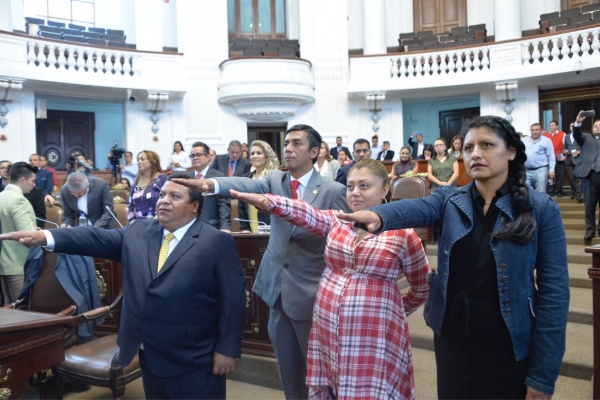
left=211, top=140, right=251, bottom=177
left=60, top=173, right=115, bottom=229
left=573, top=111, right=600, bottom=240
left=188, top=141, right=232, bottom=231
left=174, top=124, right=349, bottom=399
left=564, top=122, right=582, bottom=200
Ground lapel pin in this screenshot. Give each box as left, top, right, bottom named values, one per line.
left=313, top=190, right=318, bottom=194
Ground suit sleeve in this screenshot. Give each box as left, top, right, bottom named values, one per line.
left=215, top=176, right=272, bottom=197
left=94, top=182, right=115, bottom=228
left=52, top=225, right=127, bottom=261
left=61, top=187, right=75, bottom=227
left=573, top=125, right=585, bottom=147
left=214, top=234, right=246, bottom=358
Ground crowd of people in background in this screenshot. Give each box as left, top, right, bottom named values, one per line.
left=0, top=114, right=580, bottom=399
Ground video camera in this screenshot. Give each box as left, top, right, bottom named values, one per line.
left=109, top=141, right=125, bottom=168
left=66, top=151, right=81, bottom=173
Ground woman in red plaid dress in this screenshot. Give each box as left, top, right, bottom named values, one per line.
left=232, top=159, right=429, bottom=399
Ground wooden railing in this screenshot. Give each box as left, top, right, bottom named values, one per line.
left=586, top=245, right=600, bottom=399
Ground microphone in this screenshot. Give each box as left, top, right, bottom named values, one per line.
left=234, top=218, right=270, bottom=234
left=234, top=218, right=267, bottom=227
left=105, top=205, right=124, bottom=228
left=36, top=217, right=59, bottom=228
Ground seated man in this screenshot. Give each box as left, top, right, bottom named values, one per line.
left=60, top=173, right=115, bottom=229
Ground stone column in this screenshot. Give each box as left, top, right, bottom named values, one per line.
left=363, top=0, right=387, bottom=55
left=134, top=0, right=163, bottom=52
left=494, top=0, right=521, bottom=41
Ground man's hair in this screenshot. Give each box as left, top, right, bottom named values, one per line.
left=125, top=151, right=133, bottom=157
left=29, top=153, right=39, bottom=158
left=228, top=140, right=242, bottom=149
left=166, top=172, right=204, bottom=215
left=286, top=124, right=322, bottom=164
left=353, top=138, right=370, bottom=150
left=9, top=162, right=37, bottom=184
left=66, top=172, right=89, bottom=191
left=383, top=141, right=390, bottom=145
left=0, top=160, right=9, bottom=165
left=191, top=141, right=210, bottom=154
left=530, top=123, right=541, bottom=129
left=336, top=136, right=342, bottom=140
left=550, top=120, right=559, bottom=125
left=372, top=135, right=379, bottom=140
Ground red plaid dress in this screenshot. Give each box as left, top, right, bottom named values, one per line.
left=266, top=195, right=429, bottom=400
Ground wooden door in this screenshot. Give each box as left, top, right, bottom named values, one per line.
left=247, top=124, right=287, bottom=162
left=36, top=110, right=95, bottom=171
left=439, top=107, right=480, bottom=145
left=414, top=0, right=467, bottom=35
left=562, top=0, right=599, bottom=10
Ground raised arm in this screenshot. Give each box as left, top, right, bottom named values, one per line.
left=230, top=190, right=335, bottom=239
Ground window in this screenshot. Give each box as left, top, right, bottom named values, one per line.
left=228, top=0, right=286, bottom=39
left=23, top=0, right=95, bottom=26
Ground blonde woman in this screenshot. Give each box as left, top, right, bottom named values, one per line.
left=239, top=140, right=280, bottom=233
left=315, top=141, right=340, bottom=181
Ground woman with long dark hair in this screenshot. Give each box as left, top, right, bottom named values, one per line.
left=166, top=140, right=191, bottom=172
left=337, top=116, right=569, bottom=399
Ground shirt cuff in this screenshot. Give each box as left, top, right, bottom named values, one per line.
left=574, top=122, right=582, bottom=127
left=202, top=178, right=220, bottom=197
left=43, top=230, right=56, bottom=251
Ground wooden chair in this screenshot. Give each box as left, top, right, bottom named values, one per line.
left=112, top=202, right=130, bottom=228
left=45, top=204, right=64, bottom=228
left=390, top=176, right=437, bottom=244
left=110, top=189, right=130, bottom=201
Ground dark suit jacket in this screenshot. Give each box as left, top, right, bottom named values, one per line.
left=216, top=170, right=349, bottom=320
left=60, top=177, right=115, bottom=228
left=573, top=125, right=599, bottom=178
left=23, top=187, right=46, bottom=228
left=212, top=155, right=251, bottom=177
left=188, top=168, right=231, bottom=230
left=377, top=150, right=395, bottom=161
left=330, top=146, right=352, bottom=161
left=51, top=218, right=246, bottom=378
left=408, top=136, right=431, bottom=160
left=35, top=168, right=54, bottom=196
left=335, top=160, right=356, bottom=187
left=237, top=171, right=270, bottom=231
left=564, top=132, right=582, bottom=167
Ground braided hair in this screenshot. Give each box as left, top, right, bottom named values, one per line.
left=460, top=116, right=536, bottom=244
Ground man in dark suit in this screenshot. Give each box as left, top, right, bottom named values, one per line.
left=59, top=173, right=115, bottom=229
left=174, top=125, right=349, bottom=399
left=0, top=160, right=9, bottom=192
left=188, top=141, right=232, bottom=231
left=408, top=131, right=430, bottom=160
left=28, top=154, right=56, bottom=205
left=330, top=136, right=353, bottom=161
left=336, top=138, right=371, bottom=186
left=0, top=173, right=247, bottom=399
left=211, top=140, right=251, bottom=177
left=377, top=140, right=395, bottom=161
left=573, top=111, right=600, bottom=241
left=564, top=122, right=582, bottom=200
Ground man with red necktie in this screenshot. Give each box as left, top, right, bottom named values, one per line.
left=212, top=140, right=251, bottom=177
left=188, top=141, right=232, bottom=231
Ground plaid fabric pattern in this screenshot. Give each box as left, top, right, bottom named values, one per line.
left=266, top=195, right=430, bottom=400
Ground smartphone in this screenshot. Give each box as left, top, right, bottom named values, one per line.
left=581, top=110, right=595, bottom=118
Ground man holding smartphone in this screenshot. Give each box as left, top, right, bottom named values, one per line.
left=544, top=120, right=566, bottom=197
left=572, top=110, right=600, bottom=241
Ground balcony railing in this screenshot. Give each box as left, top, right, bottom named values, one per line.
left=349, top=26, right=600, bottom=93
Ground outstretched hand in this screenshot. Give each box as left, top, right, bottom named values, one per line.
left=576, top=110, right=587, bottom=123
left=171, top=178, right=215, bottom=193
left=0, top=230, right=47, bottom=247
left=230, top=190, right=270, bottom=211
left=334, top=210, right=383, bottom=232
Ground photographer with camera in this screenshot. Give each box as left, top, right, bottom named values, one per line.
left=66, top=152, right=93, bottom=177
left=106, top=144, right=137, bottom=187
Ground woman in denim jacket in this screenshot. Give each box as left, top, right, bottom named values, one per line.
left=338, top=116, right=569, bottom=399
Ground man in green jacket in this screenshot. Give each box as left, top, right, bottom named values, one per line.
left=0, top=162, right=37, bottom=305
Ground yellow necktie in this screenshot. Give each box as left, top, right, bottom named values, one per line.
left=157, top=233, right=175, bottom=273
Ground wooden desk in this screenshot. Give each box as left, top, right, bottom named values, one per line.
left=0, top=309, right=74, bottom=399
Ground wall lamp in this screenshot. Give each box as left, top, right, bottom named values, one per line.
left=366, top=93, right=386, bottom=133
left=0, top=79, right=24, bottom=129
left=146, top=92, right=169, bottom=134
left=495, top=81, right=518, bottom=123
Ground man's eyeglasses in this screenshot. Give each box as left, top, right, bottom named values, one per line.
left=189, top=153, right=208, bottom=159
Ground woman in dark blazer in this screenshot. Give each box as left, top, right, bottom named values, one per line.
left=238, top=140, right=280, bottom=232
